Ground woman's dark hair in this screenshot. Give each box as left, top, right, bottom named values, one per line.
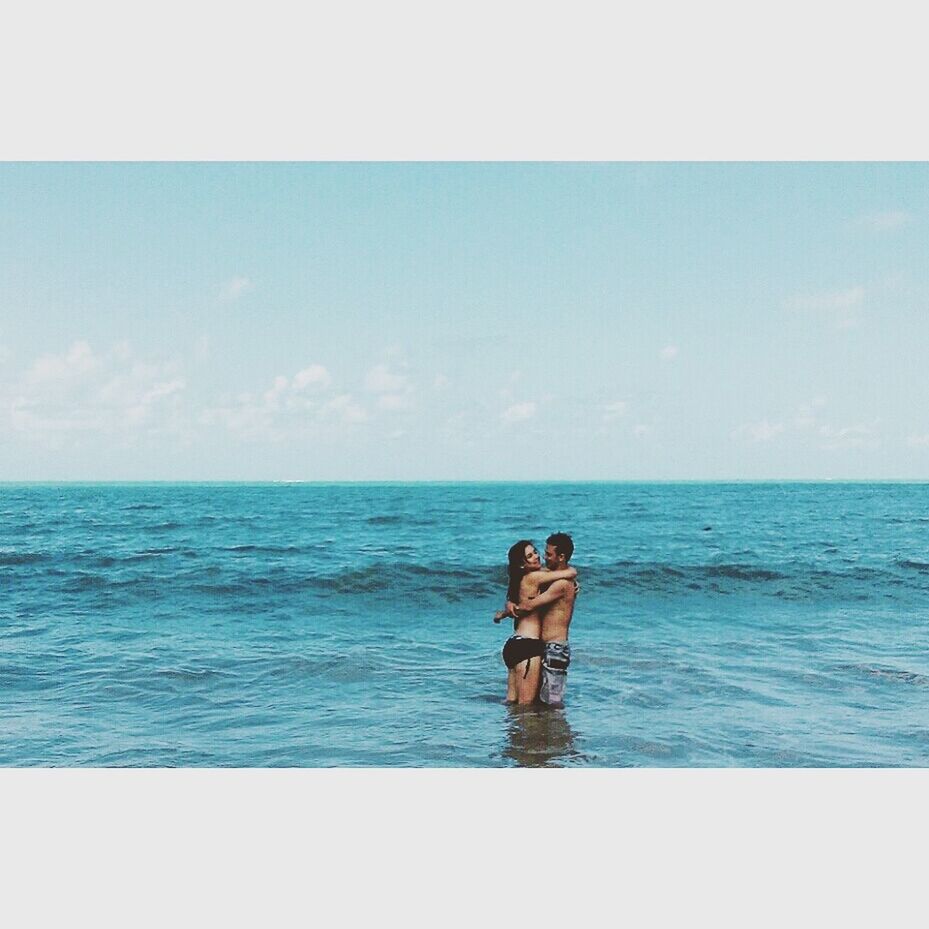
left=506, top=539, right=534, bottom=603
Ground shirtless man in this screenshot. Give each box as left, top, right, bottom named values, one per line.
left=514, top=533, right=578, bottom=707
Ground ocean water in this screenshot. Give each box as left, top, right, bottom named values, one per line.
left=2, top=482, right=929, bottom=767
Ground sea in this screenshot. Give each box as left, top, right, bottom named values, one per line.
left=2, top=482, right=929, bottom=767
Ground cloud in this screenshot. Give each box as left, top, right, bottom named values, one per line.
left=735, top=419, right=785, bottom=443
left=204, top=363, right=363, bottom=440
left=501, top=401, right=536, bottom=424
left=363, top=363, right=414, bottom=412
left=907, top=434, right=929, bottom=448
left=433, top=374, right=451, bottom=389
left=27, top=339, right=100, bottom=384
left=818, top=423, right=877, bottom=450
left=785, top=286, right=865, bottom=330
left=376, top=394, right=411, bottom=412
left=602, top=400, right=628, bottom=422
left=262, top=375, right=290, bottom=408
left=856, top=210, right=911, bottom=232
left=220, top=276, right=252, bottom=301
left=322, top=393, right=367, bottom=423
left=784, top=286, right=864, bottom=312
left=3, top=341, right=187, bottom=445
left=794, top=396, right=827, bottom=429
left=293, top=364, right=332, bottom=390
left=364, top=363, right=407, bottom=394
left=634, top=424, right=651, bottom=437
left=659, top=345, right=679, bottom=361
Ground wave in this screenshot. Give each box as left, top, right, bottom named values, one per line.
left=177, top=559, right=929, bottom=601
left=836, top=664, right=929, bottom=687
left=22, top=554, right=929, bottom=603
left=0, top=551, right=48, bottom=565
left=221, top=544, right=310, bottom=555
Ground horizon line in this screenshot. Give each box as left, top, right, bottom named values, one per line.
left=4, top=478, right=929, bottom=485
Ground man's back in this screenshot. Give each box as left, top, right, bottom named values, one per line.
left=540, top=579, right=577, bottom=642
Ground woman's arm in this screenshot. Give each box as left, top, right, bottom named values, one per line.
left=493, top=601, right=519, bottom=623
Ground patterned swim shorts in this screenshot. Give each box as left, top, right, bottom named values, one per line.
left=539, top=640, right=571, bottom=706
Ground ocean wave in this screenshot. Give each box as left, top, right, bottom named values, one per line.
left=221, top=544, right=310, bottom=555
left=836, top=664, right=929, bottom=687
left=21, top=555, right=929, bottom=603
left=0, top=551, right=48, bottom=565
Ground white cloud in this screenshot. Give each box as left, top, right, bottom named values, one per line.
left=364, top=362, right=414, bottom=412
left=204, top=364, right=364, bottom=441
left=377, top=394, right=411, bottom=412
left=602, top=400, right=628, bottom=422
left=634, top=424, right=651, bottom=437
left=365, top=363, right=407, bottom=394
left=27, top=340, right=100, bottom=384
left=659, top=345, right=679, bottom=361
left=794, top=396, right=827, bottom=429
left=857, top=210, right=911, bottom=232
left=323, top=393, right=367, bottom=424
left=220, top=276, right=252, bottom=301
left=3, top=341, right=187, bottom=445
left=785, top=286, right=865, bottom=330
left=262, top=375, right=290, bottom=407
left=433, top=374, right=451, bottom=389
left=907, top=433, right=929, bottom=448
left=818, top=423, right=877, bottom=450
left=785, top=286, right=864, bottom=312
left=736, top=419, right=785, bottom=442
left=293, top=364, right=332, bottom=390
left=501, top=401, right=536, bottom=424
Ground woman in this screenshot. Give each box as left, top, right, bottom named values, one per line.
left=493, top=540, right=576, bottom=704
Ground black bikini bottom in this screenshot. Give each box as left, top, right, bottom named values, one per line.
left=502, top=635, right=546, bottom=675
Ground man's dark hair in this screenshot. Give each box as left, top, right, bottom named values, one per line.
left=546, top=532, right=574, bottom=561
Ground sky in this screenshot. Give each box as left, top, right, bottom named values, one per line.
left=1, top=161, right=928, bottom=481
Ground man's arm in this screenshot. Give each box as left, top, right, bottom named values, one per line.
left=515, top=578, right=571, bottom=615
left=495, top=568, right=576, bottom=621
left=523, top=566, right=577, bottom=587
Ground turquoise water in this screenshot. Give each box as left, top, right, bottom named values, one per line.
left=3, top=482, right=929, bottom=766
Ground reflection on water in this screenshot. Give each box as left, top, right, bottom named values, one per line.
left=501, top=704, right=583, bottom=767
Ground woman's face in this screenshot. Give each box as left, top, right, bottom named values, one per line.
left=522, top=545, right=541, bottom=571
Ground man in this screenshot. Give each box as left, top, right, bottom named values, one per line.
left=512, top=532, right=578, bottom=707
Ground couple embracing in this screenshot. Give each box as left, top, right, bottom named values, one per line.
left=494, top=532, right=578, bottom=707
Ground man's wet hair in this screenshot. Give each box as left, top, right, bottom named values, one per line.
left=546, top=532, right=574, bottom=561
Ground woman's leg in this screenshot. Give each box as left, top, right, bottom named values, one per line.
left=506, top=667, right=519, bottom=703
left=516, top=656, right=542, bottom=704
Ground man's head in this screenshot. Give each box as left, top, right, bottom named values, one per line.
left=545, top=532, right=574, bottom=569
